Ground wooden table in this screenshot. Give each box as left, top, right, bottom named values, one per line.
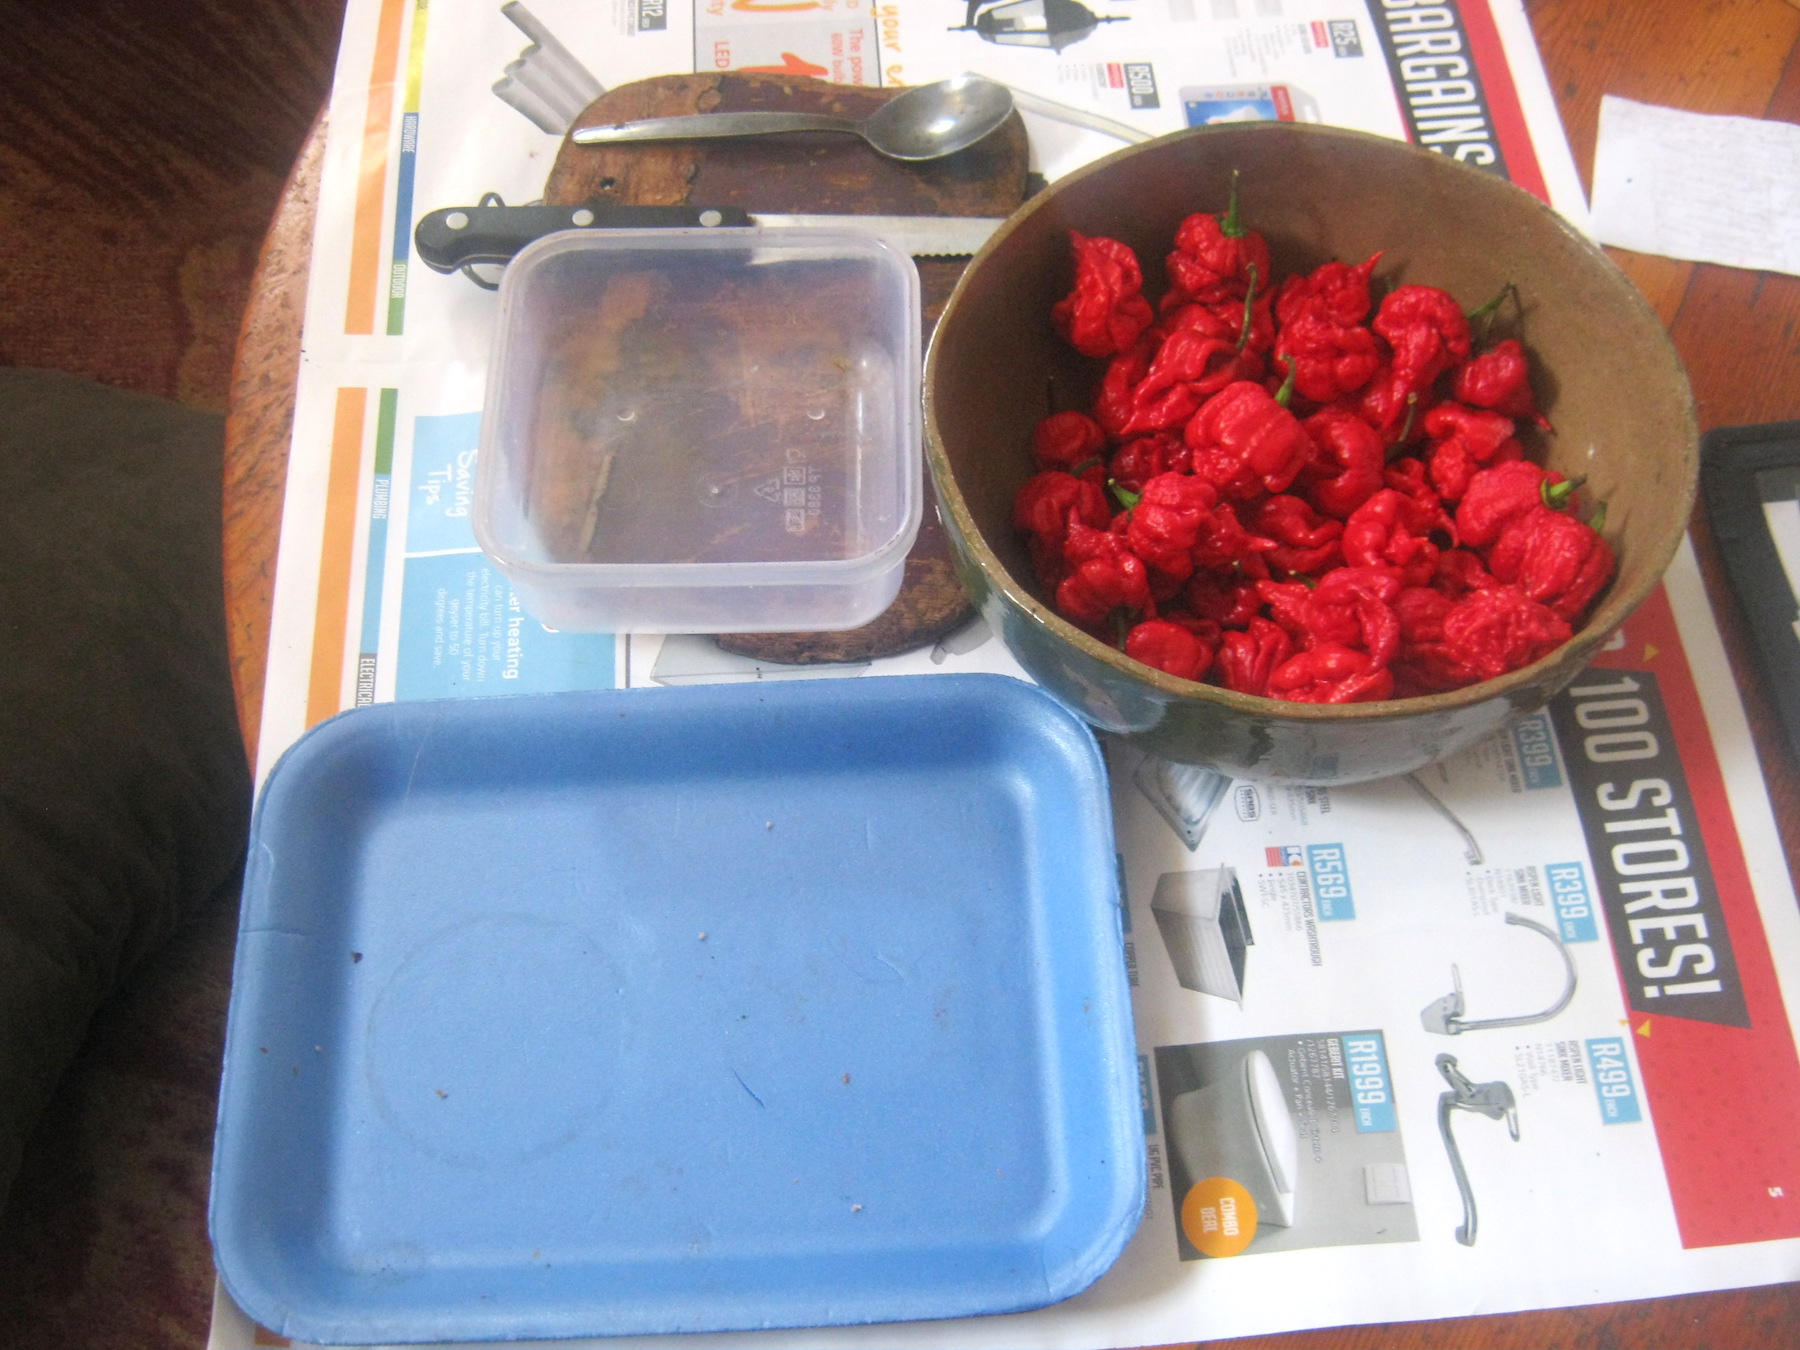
left=222, top=0, right=1800, bottom=1343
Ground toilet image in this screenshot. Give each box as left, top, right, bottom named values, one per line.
left=1167, top=1050, right=1300, bottom=1231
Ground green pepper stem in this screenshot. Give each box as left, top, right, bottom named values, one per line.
left=1109, top=479, right=1141, bottom=510
left=1237, top=264, right=1259, bottom=354
left=1069, top=455, right=1105, bottom=476
left=1466, top=281, right=1516, bottom=323
left=1588, top=500, right=1608, bottom=533
left=1397, top=391, right=1420, bottom=445
left=1274, top=354, right=1298, bottom=408
left=1542, top=474, right=1586, bottom=509
left=1467, top=281, right=1517, bottom=341
left=1220, top=168, right=1246, bottom=240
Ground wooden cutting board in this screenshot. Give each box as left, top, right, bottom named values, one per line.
left=546, top=74, right=1031, bottom=663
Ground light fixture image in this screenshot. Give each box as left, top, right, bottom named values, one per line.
left=1421, top=911, right=1577, bottom=1035
left=949, top=0, right=1130, bottom=52
left=1150, top=867, right=1253, bottom=1003
left=1167, top=1050, right=1300, bottom=1232
left=491, top=2, right=605, bottom=135
left=1134, top=753, right=1232, bottom=852
left=1434, top=1053, right=1519, bottom=1245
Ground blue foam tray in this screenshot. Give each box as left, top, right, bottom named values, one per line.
left=210, top=674, right=1143, bottom=1344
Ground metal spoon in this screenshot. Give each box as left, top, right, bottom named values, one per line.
left=570, top=74, right=1015, bottom=163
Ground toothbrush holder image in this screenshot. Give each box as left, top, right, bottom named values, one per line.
left=1150, top=867, right=1253, bottom=1003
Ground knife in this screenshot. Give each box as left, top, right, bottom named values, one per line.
left=413, top=201, right=1006, bottom=274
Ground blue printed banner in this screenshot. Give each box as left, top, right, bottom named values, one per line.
left=1342, top=1032, right=1396, bottom=1132
left=1510, top=713, right=1564, bottom=789
left=1138, top=1055, right=1155, bottom=1136
left=395, top=552, right=614, bottom=700
left=1308, top=843, right=1355, bottom=920
left=406, top=411, right=482, bottom=555
left=1585, top=1038, right=1644, bottom=1124
left=1546, top=861, right=1600, bottom=942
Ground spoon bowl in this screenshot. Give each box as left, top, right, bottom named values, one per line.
left=861, top=74, right=1018, bottom=160
left=570, top=74, right=1016, bottom=163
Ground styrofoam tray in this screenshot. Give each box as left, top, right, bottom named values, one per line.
left=210, top=674, right=1143, bottom=1344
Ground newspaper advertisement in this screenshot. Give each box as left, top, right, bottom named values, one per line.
left=212, top=0, right=1800, bottom=1345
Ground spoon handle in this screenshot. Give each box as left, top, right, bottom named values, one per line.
left=572, top=111, right=860, bottom=146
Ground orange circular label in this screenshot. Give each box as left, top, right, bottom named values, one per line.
left=1180, top=1176, right=1259, bottom=1258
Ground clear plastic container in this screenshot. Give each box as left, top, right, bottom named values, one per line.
left=476, top=228, right=922, bottom=633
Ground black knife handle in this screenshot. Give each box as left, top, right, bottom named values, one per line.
left=413, top=203, right=757, bottom=273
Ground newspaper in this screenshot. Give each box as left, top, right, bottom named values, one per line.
left=211, top=1, right=1800, bottom=1345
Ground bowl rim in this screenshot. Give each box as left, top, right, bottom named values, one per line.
left=923, top=120, right=1699, bottom=724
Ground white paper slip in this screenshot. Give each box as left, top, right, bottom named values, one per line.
left=1590, top=94, right=1800, bottom=275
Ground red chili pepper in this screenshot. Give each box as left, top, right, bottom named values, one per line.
left=1297, top=406, right=1387, bottom=520
left=1396, top=584, right=1453, bottom=644
left=1108, top=431, right=1191, bottom=494
left=1251, top=493, right=1345, bottom=575
left=1119, top=328, right=1259, bottom=435
left=1190, top=499, right=1280, bottom=573
left=1390, top=585, right=1467, bottom=694
left=1431, top=546, right=1496, bottom=598
left=1274, top=254, right=1382, bottom=329
left=1455, top=460, right=1574, bottom=549
left=1452, top=338, right=1552, bottom=430
left=1373, top=283, right=1473, bottom=390
left=1055, top=518, right=1154, bottom=628
left=1014, top=469, right=1112, bottom=585
left=1313, top=565, right=1404, bottom=665
left=1216, top=615, right=1294, bottom=697
left=1185, top=377, right=1313, bottom=501
left=1259, top=565, right=1402, bottom=664
left=1161, top=291, right=1275, bottom=358
left=1126, top=618, right=1216, bottom=681
left=1014, top=469, right=1111, bottom=538
left=1157, top=297, right=1238, bottom=341
left=1274, top=310, right=1382, bottom=404
left=1420, top=403, right=1521, bottom=503
left=1052, top=231, right=1156, bottom=359
left=1486, top=504, right=1616, bottom=622
left=1166, top=174, right=1272, bottom=305
left=1031, top=409, right=1109, bottom=472
left=1438, top=583, right=1572, bottom=681
left=1184, top=571, right=1263, bottom=628
left=1124, top=471, right=1221, bottom=581
left=1092, top=336, right=1157, bottom=441
left=1343, top=487, right=1445, bottom=588
left=1267, top=642, right=1395, bottom=704
left=1351, top=359, right=1435, bottom=446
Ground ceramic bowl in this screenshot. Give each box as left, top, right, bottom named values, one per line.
left=924, top=122, right=1697, bottom=784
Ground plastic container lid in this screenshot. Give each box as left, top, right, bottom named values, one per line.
left=475, top=228, right=923, bottom=634
left=210, top=676, right=1144, bottom=1343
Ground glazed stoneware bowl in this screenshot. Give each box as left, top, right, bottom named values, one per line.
left=924, top=122, right=1697, bottom=784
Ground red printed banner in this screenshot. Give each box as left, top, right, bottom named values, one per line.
left=1559, top=585, right=1800, bottom=1248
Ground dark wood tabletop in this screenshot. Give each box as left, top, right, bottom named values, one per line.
left=222, top=0, right=1800, bottom=1343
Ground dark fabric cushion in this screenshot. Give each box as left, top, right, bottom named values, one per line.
left=0, top=368, right=251, bottom=1211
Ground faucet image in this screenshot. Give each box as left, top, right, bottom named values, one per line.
left=1421, top=911, right=1577, bottom=1035
left=1435, top=1053, right=1519, bottom=1245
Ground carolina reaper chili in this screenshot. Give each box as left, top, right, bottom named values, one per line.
left=1014, top=183, right=1614, bottom=702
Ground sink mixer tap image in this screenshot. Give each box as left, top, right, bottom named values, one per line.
left=1434, top=1053, right=1520, bottom=1246
left=1421, top=911, right=1578, bottom=1035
